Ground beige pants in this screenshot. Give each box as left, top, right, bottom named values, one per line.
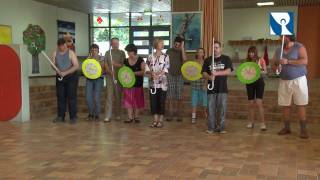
left=105, top=78, right=122, bottom=119
left=278, top=76, right=308, bottom=106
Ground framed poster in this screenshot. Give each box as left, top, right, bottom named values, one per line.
left=57, top=20, right=75, bottom=51
left=172, top=12, right=202, bottom=52
left=0, top=25, right=12, bottom=44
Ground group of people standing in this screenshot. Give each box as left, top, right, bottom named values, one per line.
left=50, top=34, right=309, bottom=139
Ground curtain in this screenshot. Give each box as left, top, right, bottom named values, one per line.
left=200, top=0, right=223, bottom=57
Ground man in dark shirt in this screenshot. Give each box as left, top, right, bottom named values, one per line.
left=166, top=37, right=187, bottom=121
left=202, top=41, right=233, bottom=134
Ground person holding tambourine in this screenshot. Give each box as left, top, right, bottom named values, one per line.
left=245, top=46, right=267, bottom=131
left=85, top=44, right=105, bottom=121
left=104, top=38, right=126, bottom=122
left=122, top=44, right=146, bottom=123
left=146, top=38, right=170, bottom=128
left=190, top=48, right=208, bottom=124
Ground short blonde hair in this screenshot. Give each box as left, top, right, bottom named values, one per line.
left=153, top=38, right=164, bottom=49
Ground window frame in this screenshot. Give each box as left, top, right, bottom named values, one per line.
left=89, top=12, right=171, bottom=52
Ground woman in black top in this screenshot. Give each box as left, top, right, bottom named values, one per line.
left=245, top=46, right=267, bottom=131
left=122, top=44, right=145, bottom=123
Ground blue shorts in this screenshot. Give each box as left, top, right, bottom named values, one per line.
left=191, top=89, right=207, bottom=108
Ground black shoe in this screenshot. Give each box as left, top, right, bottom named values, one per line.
left=53, top=117, right=65, bottom=123
left=177, top=117, right=183, bottom=122
left=134, top=118, right=140, bottom=123
left=124, top=119, right=133, bottom=123
left=94, top=116, right=100, bottom=122
left=86, top=114, right=93, bottom=121
left=70, top=118, right=77, bottom=124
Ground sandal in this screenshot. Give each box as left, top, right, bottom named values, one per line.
left=156, top=121, right=163, bottom=128
left=134, top=117, right=141, bottom=123
left=124, top=118, right=133, bottom=123
left=149, top=121, right=158, bottom=128
left=204, top=109, right=208, bottom=119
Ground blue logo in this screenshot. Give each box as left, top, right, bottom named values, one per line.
left=270, top=12, right=294, bottom=35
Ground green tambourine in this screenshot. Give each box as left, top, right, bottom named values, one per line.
left=236, top=62, right=261, bottom=84
left=82, top=59, right=102, bottom=79
left=118, top=66, right=136, bottom=88
left=181, top=61, right=203, bottom=81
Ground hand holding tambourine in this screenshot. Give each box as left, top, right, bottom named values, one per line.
left=118, top=66, right=136, bottom=88
left=82, top=59, right=102, bottom=79
left=236, top=62, right=261, bottom=84
left=181, top=61, right=203, bottom=81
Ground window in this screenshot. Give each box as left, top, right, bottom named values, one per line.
left=133, top=31, right=149, bottom=37
left=131, top=14, right=150, bottom=26
left=111, top=28, right=129, bottom=50
left=154, top=31, right=170, bottom=37
left=111, top=13, right=129, bottom=26
left=92, top=28, right=110, bottom=54
left=152, top=12, right=171, bottom=25
left=90, top=12, right=171, bottom=56
left=92, top=14, right=109, bottom=27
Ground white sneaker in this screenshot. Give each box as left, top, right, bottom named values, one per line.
left=246, top=123, right=254, bottom=129
left=260, top=123, right=267, bottom=131
left=191, top=118, right=196, bottom=124
left=206, top=130, right=214, bottom=134
left=220, top=130, right=227, bottom=134
left=104, top=118, right=111, bottom=123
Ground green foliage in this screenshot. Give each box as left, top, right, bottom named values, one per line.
left=93, top=28, right=129, bottom=46
left=111, top=28, right=129, bottom=45
left=23, top=24, right=46, bottom=56
left=93, top=28, right=109, bottom=42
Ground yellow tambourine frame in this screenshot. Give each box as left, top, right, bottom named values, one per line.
left=181, top=61, right=203, bottom=81
left=82, top=59, right=102, bottom=79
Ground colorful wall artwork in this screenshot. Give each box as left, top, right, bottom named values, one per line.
left=172, top=12, right=202, bottom=52
left=0, top=25, right=12, bottom=44
left=23, top=24, right=46, bottom=74
left=57, top=20, right=75, bottom=51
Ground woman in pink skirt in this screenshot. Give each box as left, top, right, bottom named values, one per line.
left=122, top=44, right=145, bottom=123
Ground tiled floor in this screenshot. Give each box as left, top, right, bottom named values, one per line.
left=1, top=117, right=320, bottom=180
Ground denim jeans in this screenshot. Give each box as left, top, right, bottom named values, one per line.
left=85, top=77, right=104, bottom=117
left=207, top=93, right=228, bottom=131
left=56, top=72, right=79, bottom=120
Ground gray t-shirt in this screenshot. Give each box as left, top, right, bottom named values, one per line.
left=104, top=49, right=126, bottom=80
left=166, top=48, right=183, bottom=76
left=56, top=50, right=71, bottom=71
left=275, top=42, right=307, bottom=80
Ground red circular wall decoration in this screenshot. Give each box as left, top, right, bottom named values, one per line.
left=0, top=45, right=22, bottom=121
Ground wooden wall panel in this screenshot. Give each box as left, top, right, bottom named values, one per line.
left=297, top=6, right=320, bottom=79
left=172, top=0, right=199, bottom=12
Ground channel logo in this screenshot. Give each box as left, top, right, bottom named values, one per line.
left=270, top=12, right=294, bottom=35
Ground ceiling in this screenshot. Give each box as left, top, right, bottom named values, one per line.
left=224, top=0, right=320, bottom=9
left=33, top=0, right=320, bottom=13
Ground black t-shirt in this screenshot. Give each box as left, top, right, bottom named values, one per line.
left=124, top=57, right=144, bottom=87
left=202, top=55, right=233, bottom=94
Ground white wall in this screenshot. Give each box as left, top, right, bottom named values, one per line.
left=0, top=0, right=89, bottom=76
left=223, top=6, right=298, bottom=61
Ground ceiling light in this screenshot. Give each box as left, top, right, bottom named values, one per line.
left=257, top=2, right=274, bottom=6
